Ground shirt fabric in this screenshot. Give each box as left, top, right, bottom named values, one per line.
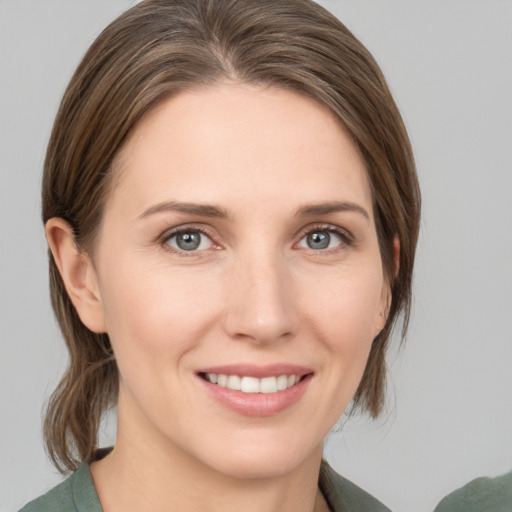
left=20, top=456, right=391, bottom=512
left=433, top=470, right=512, bottom=512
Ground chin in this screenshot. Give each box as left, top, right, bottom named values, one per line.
left=209, top=455, right=305, bottom=480
left=195, top=433, right=323, bottom=481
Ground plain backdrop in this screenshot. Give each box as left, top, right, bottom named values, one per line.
left=1, top=1, right=511, bottom=511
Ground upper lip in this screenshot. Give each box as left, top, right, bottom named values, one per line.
left=196, top=363, right=313, bottom=378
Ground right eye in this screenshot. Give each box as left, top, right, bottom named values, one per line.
left=298, top=230, right=342, bottom=251
left=165, top=229, right=214, bottom=252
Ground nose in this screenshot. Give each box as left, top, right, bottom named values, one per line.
left=222, top=249, right=296, bottom=345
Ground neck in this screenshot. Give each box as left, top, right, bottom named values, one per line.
left=92, top=442, right=324, bottom=512
left=91, top=392, right=325, bottom=512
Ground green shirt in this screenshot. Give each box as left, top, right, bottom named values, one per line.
left=20, top=459, right=391, bottom=512
left=433, top=470, right=512, bottom=512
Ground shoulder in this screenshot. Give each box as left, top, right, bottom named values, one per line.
left=433, top=470, right=512, bottom=512
left=19, top=474, right=75, bottom=512
left=319, top=460, right=393, bottom=512
left=18, top=463, right=102, bottom=512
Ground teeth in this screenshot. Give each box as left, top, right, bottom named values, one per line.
left=260, top=376, right=277, bottom=393
left=240, top=376, right=260, bottom=393
left=204, top=373, right=301, bottom=393
left=276, top=375, right=288, bottom=391
left=226, top=375, right=241, bottom=391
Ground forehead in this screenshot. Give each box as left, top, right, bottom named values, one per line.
left=108, top=83, right=373, bottom=218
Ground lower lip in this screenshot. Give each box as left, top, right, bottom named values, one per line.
left=198, top=374, right=312, bottom=417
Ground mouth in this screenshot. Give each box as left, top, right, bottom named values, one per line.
left=199, top=372, right=306, bottom=394
left=196, top=365, right=313, bottom=416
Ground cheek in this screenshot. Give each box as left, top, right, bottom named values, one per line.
left=288, top=266, right=384, bottom=430
left=97, top=254, right=223, bottom=367
left=299, top=264, right=384, bottom=372
left=302, top=265, right=383, bottom=335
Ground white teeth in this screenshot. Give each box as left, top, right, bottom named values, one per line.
left=205, top=373, right=302, bottom=393
left=240, top=376, right=260, bottom=393
left=260, top=377, right=277, bottom=393
left=276, top=375, right=288, bottom=391
left=227, top=375, right=241, bottom=391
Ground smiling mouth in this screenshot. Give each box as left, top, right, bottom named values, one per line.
left=199, top=373, right=307, bottom=394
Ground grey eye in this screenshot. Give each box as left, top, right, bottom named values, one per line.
left=306, top=232, right=331, bottom=250
left=298, top=230, right=343, bottom=251
left=167, top=231, right=213, bottom=252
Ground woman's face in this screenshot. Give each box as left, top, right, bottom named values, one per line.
left=89, top=83, right=388, bottom=478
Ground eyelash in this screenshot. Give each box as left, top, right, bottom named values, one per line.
left=158, top=223, right=354, bottom=256
left=159, top=225, right=216, bottom=256
left=296, top=224, right=354, bottom=252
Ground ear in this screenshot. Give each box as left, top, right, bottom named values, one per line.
left=375, top=236, right=400, bottom=335
left=45, top=218, right=107, bottom=333
left=374, top=284, right=391, bottom=336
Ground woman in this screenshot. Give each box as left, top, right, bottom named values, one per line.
left=21, top=0, right=420, bottom=510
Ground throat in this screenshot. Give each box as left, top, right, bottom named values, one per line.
left=314, top=488, right=331, bottom=512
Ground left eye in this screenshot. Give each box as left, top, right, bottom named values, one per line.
left=165, top=230, right=214, bottom=252
left=298, top=230, right=343, bottom=250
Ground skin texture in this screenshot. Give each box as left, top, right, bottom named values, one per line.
left=46, top=83, right=390, bottom=512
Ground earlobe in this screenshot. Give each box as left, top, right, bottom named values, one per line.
left=374, top=286, right=391, bottom=336
left=45, top=218, right=107, bottom=333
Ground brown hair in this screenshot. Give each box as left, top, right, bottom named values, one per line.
left=42, top=0, right=420, bottom=473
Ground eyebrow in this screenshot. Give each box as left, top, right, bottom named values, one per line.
left=138, top=200, right=369, bottom=222
left=296, top=201, right=370, bottom=221
left=138, top=201, right=230, bottom=220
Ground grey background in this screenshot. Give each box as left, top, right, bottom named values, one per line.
left=1, top=1, right=511, bottom=511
